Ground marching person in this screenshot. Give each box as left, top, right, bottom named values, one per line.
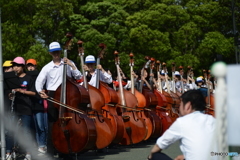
left=10, top=57, right=36, bottom=160
left=26, top=58, right=48, bottom=156
left=147, top=90, right=215, bottom=160
left=35, top=41, right=82, bottom=158
left=82, top=55, right=112, bottom=87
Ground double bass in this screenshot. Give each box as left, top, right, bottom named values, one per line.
left=114, top=51, right=147, bottom=145
left=52, top=33, right=97, bottom=154
left=153, top=60, right=173, bottom=134
left=77, top=41, right=114, bottom=150
left=129, top=53, right=153, bottom=141
left=140, top=57, right=163, bottom=138
left=95, top=43, right=125, bottom=144
left=161, top=62, right=179, bottom=122
left=204, top=69, right=215, bottom=116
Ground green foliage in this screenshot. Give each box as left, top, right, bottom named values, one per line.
left=0, top=0, right=238, bottom=78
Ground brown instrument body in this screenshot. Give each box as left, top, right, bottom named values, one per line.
left=154, top=89, right=173, bottom=134
left=87, top=84, right=114, bottom=149
left=161, top=91, right=179, bottom=122
left=52, top=78, right=97, bottom=154
left=99, top=81, right=125, bottom=144
left=142, top=87, right=163, bottom=138
left=118, top=89, right=147, bottom=145
left=133, top=88, right=153, bottom=141
left=205, top=94, right=215, bottom=117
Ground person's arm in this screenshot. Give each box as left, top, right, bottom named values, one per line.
left=35, top=67, right=47, bottom=93
left=98, top=64, right=112, bottom=84
left=142, top=76, right=152, bottom=90
left=147, top=144, right=162, bottom=159
left=65, top=58, right=82, bottom=80
left=147, top=119, right=182, bottom=159
left=13, top=88, right=36, bottom=96
left=174, top=155, right=185, bottom=160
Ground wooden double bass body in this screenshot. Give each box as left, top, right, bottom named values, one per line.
left=142, top=87, right=163, bottom=138
left=117, top=88, right=147, bottom=145
left=87, top=84, right=114, bottom=149
left=51, top=34, right=97, bottom=154
left=133, top=88, right=153, bottom=141
left=205, top=93, right=215, bottom=117
left=154, top=89, right=173, bottom=134
left=114, top=51, right=147, bottom=145
left=140, top=58, right=162, bottom=138
left=52, top=77, right=97, bottom=154
left=99, top=81, right=125, bottom=144
left=128, top=53, right=153, bottom=141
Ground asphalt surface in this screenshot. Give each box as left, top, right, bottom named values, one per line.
left=0, top=139, right=182, bottom=160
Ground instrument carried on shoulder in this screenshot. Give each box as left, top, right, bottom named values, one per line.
left=52, top=33, right=97, bottom=154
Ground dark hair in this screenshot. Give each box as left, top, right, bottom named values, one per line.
left=181, top=90, right=206, bottom=111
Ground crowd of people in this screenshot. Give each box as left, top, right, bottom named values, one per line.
left=2, top=41, right=216, bottom=160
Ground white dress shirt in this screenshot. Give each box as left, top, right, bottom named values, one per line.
left=87, top=69, right=112, bottom=87
left=156, top=111, right=215, bottom=160
left=35, top=60, right=82, bottom=92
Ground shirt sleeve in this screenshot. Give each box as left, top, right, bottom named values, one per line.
left=156, top=119, right=182, bottom=150
left=35, top=67, right=47, bottom=93
left=100, top=71, right=112, bottom=84
left=68, top=61, right=82, bottom=80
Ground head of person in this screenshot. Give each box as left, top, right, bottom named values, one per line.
left=11, top=57, right=25, bottom=75
left=196, top=77, right=203, bottom=86
left=160, top=70, right=166, bottom=79
left=3, top=60, right=13, bottom=72
left=179, top=90, right=206, bottom=116
left=26, top=59, right=37, bottom=71
left=49, top=42, right=62, bottom=58
left=85, top=55, right=96, bottom=72
left=174, top=71, right=181, bottom=80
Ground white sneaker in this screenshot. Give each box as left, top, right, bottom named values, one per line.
left=24, top=154, right=31, bottom=160
left=6, top=154, right=12, bottom=160
left=37, top=147, right=46, bottom=156
left=12, top=152, right=16, bottom=160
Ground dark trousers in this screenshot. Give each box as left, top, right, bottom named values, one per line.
left=151, top=152, right=173, bottom=160
left=46, top=91, right=58, bottom=156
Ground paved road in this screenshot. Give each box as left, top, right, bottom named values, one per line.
left=0, top=139, right=182, bottom=160
left=76, top=139, right=181, bottom=160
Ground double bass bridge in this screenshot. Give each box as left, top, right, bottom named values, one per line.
left=59, top=117, right=72, bottom=126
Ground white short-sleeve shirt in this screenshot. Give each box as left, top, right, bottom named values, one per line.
left=156, top=111, right=215, bottom=160
left=35, top=60, right=82, bottom=92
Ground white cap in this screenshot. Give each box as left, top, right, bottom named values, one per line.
left=85, top=55, right=96, bottom=64
left=196, top=77, right=203, bottom=82
left=174, top=71, right=180, bottom=76
left=49, top=42, right=62, bottom=52
left=160, top=70, right=166, bottom=75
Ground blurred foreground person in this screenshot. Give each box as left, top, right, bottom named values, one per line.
left=147, top=90, right=215, bottom=160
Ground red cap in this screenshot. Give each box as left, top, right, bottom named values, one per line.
left=26, top=59, right=37, bottom=65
